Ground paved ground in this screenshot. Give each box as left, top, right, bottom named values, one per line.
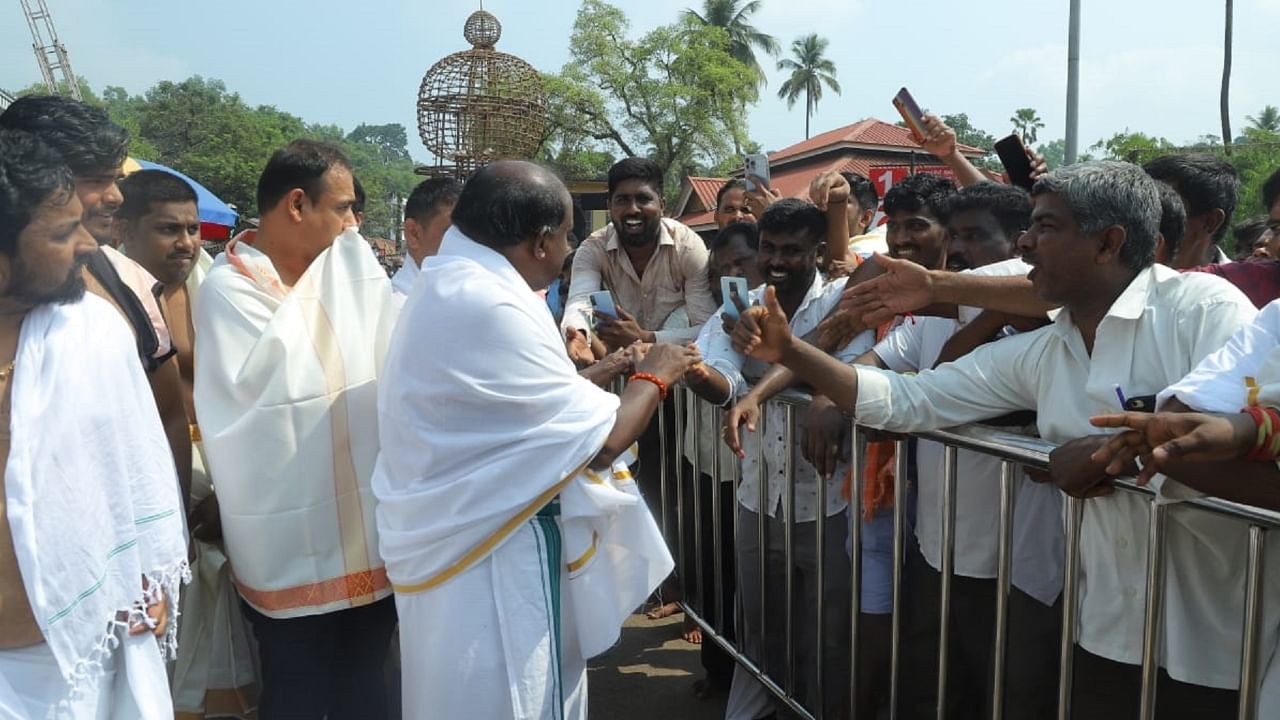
left=588, top=613, right=728, bottom=720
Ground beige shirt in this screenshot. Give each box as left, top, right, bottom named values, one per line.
left=562, top=218, right=717, bottom=344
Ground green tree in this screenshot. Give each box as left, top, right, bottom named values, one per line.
left=346, top=123, right=412, bottom=163
left=776, top=34, right=840, bottom=140
left=1089, top=130, right=1176, bottom=165
left=682, top=0, right=778, bottom=87
left=1010, top=107, right=1044, bottom=146
left=941, top=112, right=996, bottom=153
left=1247, top=105, right=1280, bottom=133
left=542, top=0, right=757, bottom=197
left=1036, top=139, right=1066, bottom=169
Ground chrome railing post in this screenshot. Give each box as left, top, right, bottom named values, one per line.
left=712, top=406, right=725, bottom=635
left=783, top=403, right=797, bottom=696
left=1138, top=501, right=1168, bottom=720
left=663, top=388, right=677, bottom=545
left=691, top=396, right=704, bottom=615
left=757, top=408, right=770, bottom=673
left=675, top=392, right=686, bottom=587
left=1058, top=496, right=1084, bottom=720
left=936, top=445, right=959, bottom=720
left=1238, top=525, right=1267, bottom=720
left=848, top=424, right=863, bottom=718
left=990, top=461, right=1016, bottom=720
left=890, top=439, right=909, bottom=720
left=815, top=408, right=827, bottom=718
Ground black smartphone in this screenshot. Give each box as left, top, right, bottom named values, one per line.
left=1124, top=395, right=1158, bottom=413
left=994, top=134, right=1036, bottom=190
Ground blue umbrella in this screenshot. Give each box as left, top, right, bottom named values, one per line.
left=125, top=158, right=239, bottom=228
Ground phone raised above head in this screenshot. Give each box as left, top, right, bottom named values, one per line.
left=720, top=276, right=750, bottom=320
left=892, top=87, right=927, bottom=143
left=589, top=290, right=618, bottom=320
left=743, top=153, right=770, bottom=192
left=994, top=134, right=1036, bottom=191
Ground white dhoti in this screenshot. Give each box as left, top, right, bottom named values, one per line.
left=170, top=444, right=257, bottom=719
left=0, top=633, right=170, bottom=720
left=396, top=512, right=586, bottom=720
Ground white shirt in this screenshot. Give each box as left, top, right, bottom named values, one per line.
left=1160, top=298, right=1280, bottom=413
left=873, top=258, right=1063, bottom=603
left=699, top=274, right=876, bottom=520
left=854, top=264, right=1259, bottom=688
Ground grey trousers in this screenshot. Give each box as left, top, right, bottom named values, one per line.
left=728, top=505, right=852, bottom=719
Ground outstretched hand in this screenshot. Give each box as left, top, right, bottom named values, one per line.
left=920, top=114, right=958, bottom=159
left=723, top=394, right=761, bottom=459
left=729, top=285, right=793, bottom=363
left=841, top=253, right=935, bottom=327
left=1089, top=411, right=1256, bottom=485
left=808, top=171, right=851, bottom=211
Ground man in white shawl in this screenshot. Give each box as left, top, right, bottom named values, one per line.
left=390, top=177, right=460, bottom=299
left=0, top=130, right=188, bottom=717
left=194, top=140, right=398, bottom=719
left=116, top=169, right=258, bottom=719
left=374, top=160, right=700, bottom=720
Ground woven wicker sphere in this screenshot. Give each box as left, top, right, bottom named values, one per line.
left=463, top=10, right=501, bottom=48
left=416, top=11, right=545, bottom=178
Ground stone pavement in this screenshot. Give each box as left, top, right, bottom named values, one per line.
left=588, top=613, right=728, bottom=719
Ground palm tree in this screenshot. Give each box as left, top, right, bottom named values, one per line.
left=1010, top=108, right=1045, bottom=146
left=776, top=34, right=840, bottom=139
left=1247, top=105, right=1280, bottom=133
left=683, top=0, right=779, bottom=87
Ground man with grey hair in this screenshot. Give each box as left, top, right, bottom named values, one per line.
left=732, top=161, right=1262, bottom=717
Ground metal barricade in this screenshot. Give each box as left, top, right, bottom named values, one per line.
left=659, top=386, right=1279, bottom=720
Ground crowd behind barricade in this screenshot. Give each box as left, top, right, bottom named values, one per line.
left=0, top=91, right=1279, bottom=720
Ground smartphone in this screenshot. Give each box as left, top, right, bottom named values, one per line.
left=720, top=276, right=750, bottom=320
left=995, top=134, right=1036, bottom=190
left=1124, top=395, right=1157, bottom=413
left=589, top=290, right=618, bottom=320
left=892, top=87, right=927, bottom=142
left=743, top=153, right=770, bottom=192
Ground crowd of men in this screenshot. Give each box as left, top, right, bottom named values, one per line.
left=0, top=90, right=1279, bottom=720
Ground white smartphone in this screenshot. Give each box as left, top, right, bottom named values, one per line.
left=743, top=153, right=770, bottom=192
left=720, top=276, right=750, bottom=320
left=589, top=290, right=619, bottom=320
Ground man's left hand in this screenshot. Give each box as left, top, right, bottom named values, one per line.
left=1049, top=435, right=1123, bottom=498
left=595, top=306, right=654, bottom=350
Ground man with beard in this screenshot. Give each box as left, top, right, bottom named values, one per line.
left=685, top=199, right=874, bottom=719
left=115, top=169, right=259, bottom=719
left=0, top=128, right=189, bottom=717
left=562, top=157, right=716, bottom=351
left=0, top=95, right=192, bottom=509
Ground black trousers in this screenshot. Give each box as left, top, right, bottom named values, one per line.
left=242, top=596, right=399, bottom=720
left=1070, top=645, right=1239, bottom=720
left=899, top=543, right=1064, bottom=720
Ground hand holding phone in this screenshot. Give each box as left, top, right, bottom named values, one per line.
left=720, top=276, right=750, bottom=320
left=994, top=134, right=1036, bottom=190
left=590, top=290, right=619, bottom=321
left=743, top=153, right=770, bottom=192
left=892, top=88, right=927, bottom=143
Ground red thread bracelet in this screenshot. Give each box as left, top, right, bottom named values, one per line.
left=629, top=372, right=669, bottom=401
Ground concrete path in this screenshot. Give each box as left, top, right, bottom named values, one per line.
left=588, top=613, right=728, bottom=719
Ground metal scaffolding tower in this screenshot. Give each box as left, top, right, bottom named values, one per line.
left=0, top=88, right=15, bottom=111
left=18, top=0, right=82, bottom=100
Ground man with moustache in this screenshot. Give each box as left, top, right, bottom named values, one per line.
left=115, top=169, right=258, bottom=719
left=0, top=128, right=188, bottom=718
left=0, top=95, right=192, bottom=509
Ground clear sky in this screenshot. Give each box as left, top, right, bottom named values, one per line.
left=2, top=0, right=1276, bottom=164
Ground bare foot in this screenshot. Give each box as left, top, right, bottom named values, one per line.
left=682, top=617, right=703, bottom=644
left=645, top=601, right=682, bottom=621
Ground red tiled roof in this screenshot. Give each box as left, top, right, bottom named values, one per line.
left=768, top=118, right=985, bottom=165
left=686, top=177, right=724, bottom=212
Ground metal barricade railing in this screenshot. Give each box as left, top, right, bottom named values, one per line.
left=654, top=386, right=1280, bottom=720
